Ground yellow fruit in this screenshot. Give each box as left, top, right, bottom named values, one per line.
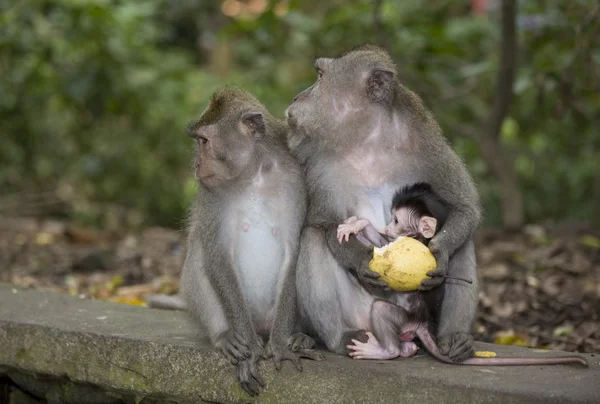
left=474, top=351, right=497, bottom=358
left=368, top=236, right=437, bottom=291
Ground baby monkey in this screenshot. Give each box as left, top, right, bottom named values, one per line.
left=338, top=182, right=471, bottom=284
left=336, top=182, right=588, bottom=367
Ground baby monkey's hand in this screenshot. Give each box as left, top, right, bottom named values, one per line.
left=337, top=217, right=370, bottom=244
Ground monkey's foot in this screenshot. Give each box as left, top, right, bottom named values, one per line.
left=236, top=358, right=264, bottom=396
left=347, top=332, right=400, bottom=360
left=268, top=337, right=325, bottom=372
left=288, top=332, right=316, bottom=351
left=215, top=330, right=250, bottom=364
left=399, top=341, right=418, bottom=358
left=438, top=332, right=475, bottom=362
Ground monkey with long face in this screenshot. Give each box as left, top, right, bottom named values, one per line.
left=180, top=88, right=323, bottom=396
left=286, top=44, right=482, bottom=362
left=336, top=183, right=587, bottom=367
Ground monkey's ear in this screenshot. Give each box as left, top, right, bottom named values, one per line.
left=367, top=68, right=395, bottom=104
left=241, top=112, right=266, bottom=138
left=418, top=216, right=437, bottom=239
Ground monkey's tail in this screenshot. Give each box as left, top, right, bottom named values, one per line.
left=145, top=294, right=188, bottom=311
left=415, top=328, right=588, bottom=367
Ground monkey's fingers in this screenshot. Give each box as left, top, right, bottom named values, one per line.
left=448, top=332, right=475, bottom=362
left=285, top=352, right=303, bottom=371
left=249, top=361, right=265, bottom=388
left=221, top=348, right=240, bottom=365
left=237, top=363, right=261, bottom=396
left=288, top=333, right=315, bottom=351
left=365, top=278, right=392, bottom=291
left=297, top=348, right=325, bottom=361
left=229, top=335, right=251, bottom=359
left=361, top=268, right=382, bottom=279
left=426, top=268, right=445, bottom=278
left=344, top=216, right=358, bottom=224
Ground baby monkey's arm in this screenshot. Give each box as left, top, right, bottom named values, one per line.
left=337, top=216, right=391, bottom=248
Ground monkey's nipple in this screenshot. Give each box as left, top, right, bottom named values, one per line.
left=242, top=224, right=249, bottom=232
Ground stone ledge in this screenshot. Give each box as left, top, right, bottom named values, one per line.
left=0, top=284, right=598, bottom=404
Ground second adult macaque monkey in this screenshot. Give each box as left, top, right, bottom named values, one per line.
left=286, top=44, right=481, bottom=361
left=336, top=184, right=587, bottom=366
left=180, top=88, right=323, bottom=396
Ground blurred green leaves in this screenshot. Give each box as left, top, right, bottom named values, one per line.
left=0, top=0, right=598, bottom=228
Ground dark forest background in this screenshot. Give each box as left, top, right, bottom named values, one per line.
left=2, top=0, right=598, bottom=230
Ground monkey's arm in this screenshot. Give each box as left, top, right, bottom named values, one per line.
left=357, top=222, right=392, bottom=248
left=186, top=226, right=263, bottom=357
left=419, top=202, right=480, bottom=291
left=338, top=218, right=391, bottom=248
left=317, top=222, right=390, bottom=290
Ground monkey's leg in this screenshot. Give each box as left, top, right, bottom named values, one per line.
left=348, top=299, right=417, bottom=360
left=434, top=239, right=478, bottom=362
left=268, top=246, right=325, bottom=371
left=296, top=226, right=373, bottom=354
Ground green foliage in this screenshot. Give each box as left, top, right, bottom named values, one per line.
left=222, top=0, right=600, bottom=225
left=1, top=0, right=598, bottom=228
left=0, top=0, right=214, bottom=227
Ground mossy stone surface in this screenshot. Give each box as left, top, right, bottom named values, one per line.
left=0, top=284, right=598, bottom=403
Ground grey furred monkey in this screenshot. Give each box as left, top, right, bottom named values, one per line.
left=180, top=88, right=323, bottom=396
left=286, top=44, right=482, bottom=362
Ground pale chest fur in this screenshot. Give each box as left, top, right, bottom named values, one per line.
left=221, top=164, right=289, bottom=334
left=345, top=149, right=420, bottom=233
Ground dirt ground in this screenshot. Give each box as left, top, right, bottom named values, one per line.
left=1, top=215, right=598, bottom=354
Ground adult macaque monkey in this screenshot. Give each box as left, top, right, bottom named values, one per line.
left=286, top=45, right=482, bottom=362
left=181, top=88, right=322, bottom=396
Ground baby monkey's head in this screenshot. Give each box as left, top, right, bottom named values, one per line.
left=385, top=206, right=437, bottom=244
left=384, top=182, right=447, bottom=245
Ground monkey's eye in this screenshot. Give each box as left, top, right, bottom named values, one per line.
left=197, top=136, right=208, bottom=145
left=394, top=218, right=398, bottom=224
left=316, top=69, right=323, bottom=79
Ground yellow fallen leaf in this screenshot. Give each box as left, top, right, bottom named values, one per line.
left=553, top=325, right=574, bottom=337
left=580, top=235, right=600, bottom=249
left=109, top=296, right=147, bottom=307
left=494, top=334, right=529, bottom=347
left=474, top=351, right=497, bottom=358
left=106, top=274, right=125, bottom=294
left=35, top=232, right=54, bottom=245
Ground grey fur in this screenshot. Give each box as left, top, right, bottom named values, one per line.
left=287, top=45, right=482, bottom=361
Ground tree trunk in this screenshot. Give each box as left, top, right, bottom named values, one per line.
left=477, top=0, right=524, bottom=230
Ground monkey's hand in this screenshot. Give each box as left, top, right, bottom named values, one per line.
left=418, top=242, right=448, bottom=291
left=438, top=332, right=475, bottom=362
left=236, top=338, right=266, bottom=396
left=355, top=258, right=392, bottom=291
left=267, top=334, right=325, bottom=372
left=215, top=329, right=251, bottom=365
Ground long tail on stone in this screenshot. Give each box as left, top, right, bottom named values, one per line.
left=145, top=294, right=187, bottom=311
left=416, top=328, right=588, bottom=367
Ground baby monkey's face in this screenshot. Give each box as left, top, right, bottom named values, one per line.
left=385, top=207, right=438, bottom=242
